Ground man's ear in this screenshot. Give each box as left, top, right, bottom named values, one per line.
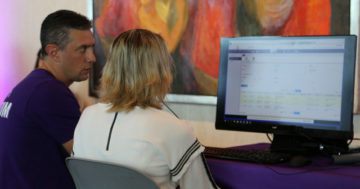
left=45, top=44, right=61, bottom=62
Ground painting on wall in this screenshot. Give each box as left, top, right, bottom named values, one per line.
left=90, top=0, right=350, bottom=98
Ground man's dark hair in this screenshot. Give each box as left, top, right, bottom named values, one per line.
left=34, top=48, right=42, bottom=69
left=40, top=10, right=92, bottom=56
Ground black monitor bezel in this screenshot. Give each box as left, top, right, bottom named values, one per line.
left=215, top=35, right=356, bottom=141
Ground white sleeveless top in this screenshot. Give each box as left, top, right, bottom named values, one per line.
left=73, top=103, right=217, bottom=189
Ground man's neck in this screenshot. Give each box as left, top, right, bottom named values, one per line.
left=39, top=59, right=72, bottom=87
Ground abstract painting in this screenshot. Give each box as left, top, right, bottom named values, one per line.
left=90, top=0, right=350, bottom=97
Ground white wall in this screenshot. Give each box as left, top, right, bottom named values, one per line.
left=1, top=0, right=359, bottom=149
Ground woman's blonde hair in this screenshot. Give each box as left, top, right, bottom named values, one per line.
left=100, top=29, right=173, bottom=112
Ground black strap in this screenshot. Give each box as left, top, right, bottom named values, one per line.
left=106, top=112, right=118, bottom=151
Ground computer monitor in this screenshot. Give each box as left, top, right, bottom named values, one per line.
left=215, top=35, right=357, bottom=155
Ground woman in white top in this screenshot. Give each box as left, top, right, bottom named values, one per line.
left=72, top=29, right=218, bottom=189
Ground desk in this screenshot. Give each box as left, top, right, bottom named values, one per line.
left=206, top=143, right=360, bottom=189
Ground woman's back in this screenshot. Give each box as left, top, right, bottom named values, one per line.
left=73, top=103, right=210, bottom=188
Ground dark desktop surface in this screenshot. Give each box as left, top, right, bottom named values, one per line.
left=205, top=143, right=360, bottom=189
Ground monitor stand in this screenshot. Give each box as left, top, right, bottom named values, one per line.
left=270, top=134, right=349, bottom=155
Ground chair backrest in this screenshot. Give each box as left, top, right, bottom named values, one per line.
left=66, top=157, right=159, bottom=189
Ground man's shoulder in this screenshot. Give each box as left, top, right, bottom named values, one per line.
left=16, top=70, right=78, bottom=110
left=24, top=70, right=74, bottom=97
left=3, top=70, right=57, bottom=106
left=16, top=69, right=62, bottom=92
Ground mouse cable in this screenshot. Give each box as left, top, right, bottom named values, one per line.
left=263, top=165, right=345, bottom=176
left=266, top=133, right=273, bottom=143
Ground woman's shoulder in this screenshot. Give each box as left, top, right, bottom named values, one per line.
left=143, top=107, right=195, bottom=139
left=82, top=103, right=111, bottom=115
left=139, top=107, right=187, bottom=126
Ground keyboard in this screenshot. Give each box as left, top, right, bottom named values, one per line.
left=204, top=146, right=292, bottom=164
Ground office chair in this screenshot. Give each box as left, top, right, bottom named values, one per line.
left=66, top=157, right=159, bottom=189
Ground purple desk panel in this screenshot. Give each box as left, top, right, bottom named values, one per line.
left=206, top=143, right=360, bottom=189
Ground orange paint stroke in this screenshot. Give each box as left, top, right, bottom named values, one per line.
left=276, top=0, right=331, bottom=36
left=191, top=0, right=236, bottom=78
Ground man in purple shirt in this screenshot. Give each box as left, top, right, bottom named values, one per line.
left=0, top=10, right=96, bottom=188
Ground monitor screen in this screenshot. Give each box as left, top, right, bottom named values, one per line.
left=215, top=35, right=357, bottom=154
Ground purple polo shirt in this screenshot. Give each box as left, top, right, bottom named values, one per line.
left=0, top=69, right=80, bottom=189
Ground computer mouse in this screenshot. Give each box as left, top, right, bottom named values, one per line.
left=289, top=155, right=312, bottom=167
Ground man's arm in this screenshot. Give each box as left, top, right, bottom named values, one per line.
left=62, top=139, right=74, bottom=155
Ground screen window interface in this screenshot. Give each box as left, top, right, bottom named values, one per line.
left=224, top=38, right=346, bottom=130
